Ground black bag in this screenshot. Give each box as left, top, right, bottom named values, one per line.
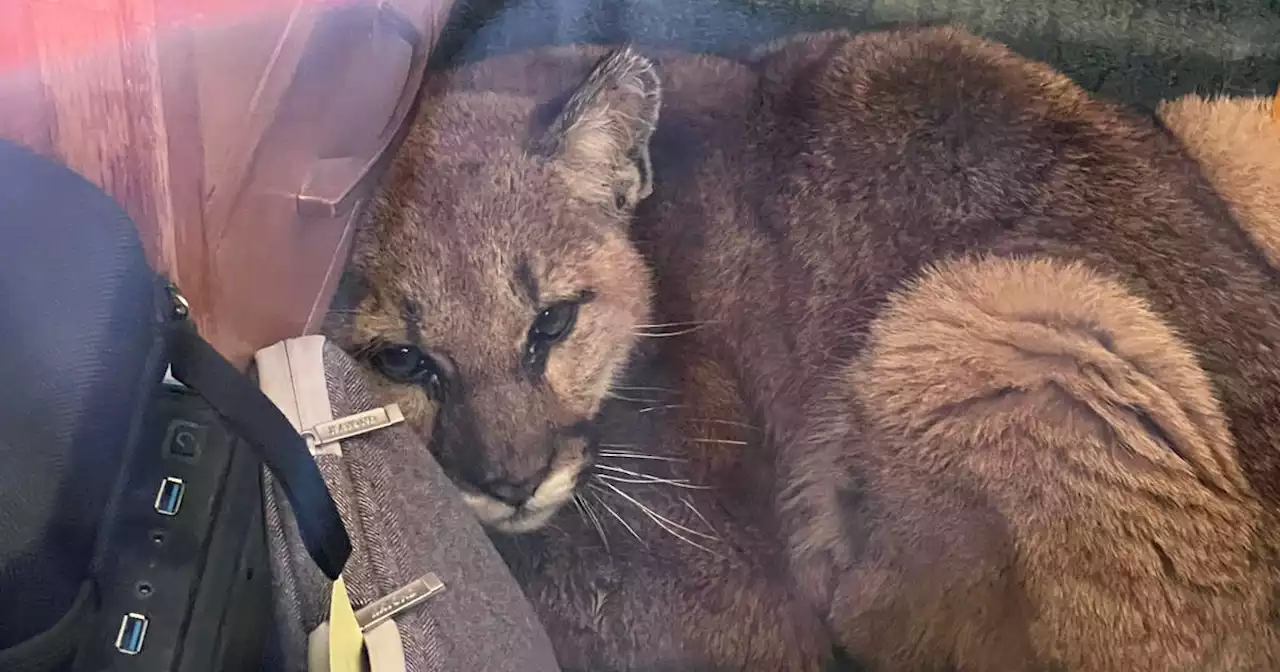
left=0, top=139, right=351, bottom=671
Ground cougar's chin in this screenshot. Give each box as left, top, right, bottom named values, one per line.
left=461, top=457, right=586, bottom=533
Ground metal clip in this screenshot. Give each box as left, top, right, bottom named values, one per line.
left=355, top=573, right=446, bottom=632
left=302, top=404, right=405, bottom=453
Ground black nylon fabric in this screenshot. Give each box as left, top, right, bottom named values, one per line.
left=0, top=139, right=164, bottom=649
left=0, top=141, right=351, bottom=669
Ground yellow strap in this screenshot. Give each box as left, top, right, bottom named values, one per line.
left=329, top=575, right=365, bottom=672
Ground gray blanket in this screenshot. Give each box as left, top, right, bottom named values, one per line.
left=432, top=0, right=1279, bottom=110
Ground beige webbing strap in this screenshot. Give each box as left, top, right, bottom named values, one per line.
left=364, top=622, right=407, bottom=672
left=306, top=622, right=330, bottom=672
left=305, top=572, right=446, bottom=672
left=306, top=620, right=406, bottom=672
left=257, top=336, right=338, bottom=454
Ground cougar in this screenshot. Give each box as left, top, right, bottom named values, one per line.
left=640, top=28, right=1280, bottom=670
left=324, top=48, right=834, bottom=671
left=331, top=26, right=1280, bottom=671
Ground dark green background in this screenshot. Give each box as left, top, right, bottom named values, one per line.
left=431, top=0, right=1280, bottom=111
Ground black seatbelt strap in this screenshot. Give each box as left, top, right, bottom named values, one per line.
left=165, top=319, right=351, bottom=580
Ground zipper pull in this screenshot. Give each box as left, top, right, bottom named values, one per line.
left=355, top=573, right=446, bottom=632
left=302, top=404, right=406, bottom=455
left=165, top=282, right=190, bottom=321
left=162, top=282, right=192, bottom=390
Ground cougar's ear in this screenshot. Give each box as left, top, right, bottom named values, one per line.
left=534, top=47, right=662, bottom=210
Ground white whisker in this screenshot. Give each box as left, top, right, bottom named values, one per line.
left=595, top=464, right=705, bottom=485
left=596, top=473, right=713, bottom=490
left=638, top=404, right=686, bottom=414
left=611, top=385, right=678, bottom=394
left=632, top=320, right=718, bottom=330
left=688, top=418, right=761, bottom=432
left=577, top=494, right=610, bottom=552
left=588, top=488, right=646, bottom=546
left=598, top=481, right=722, bottom=556
left=689, top=437, right=749, bottom=446
left=596, top=480, right=719, bottom=541
left=632, top=325, right=711, bottom=338
left=595, top=464, right=682, bottom=479
left=680, top=496, right=718, bottom=537
left=606, top=392, right=663, bottom=404
left=597, top=450, right=687, bottom=463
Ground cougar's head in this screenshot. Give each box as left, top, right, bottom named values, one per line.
left=329, top=49, right=661, bottom=533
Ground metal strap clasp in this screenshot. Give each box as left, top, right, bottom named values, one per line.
left=302, top=404, right=405, bottom=455
left=355, top=573, right=446, bottom=633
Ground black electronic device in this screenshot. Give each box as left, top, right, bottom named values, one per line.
left=70, top=381, right=274, bottom=672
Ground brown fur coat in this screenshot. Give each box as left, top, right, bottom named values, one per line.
left=702, top=30, right=1280, bottom=670
left=347, top=28, right=1280, bottom=671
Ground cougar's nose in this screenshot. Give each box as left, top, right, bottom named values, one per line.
left=480, top=476, right=543, bottom=507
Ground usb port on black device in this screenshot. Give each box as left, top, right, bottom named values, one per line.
left=115, top=613, right=148, bottom=655
left=153, top=477, right=185, bottom=516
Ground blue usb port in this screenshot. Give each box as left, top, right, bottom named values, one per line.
left=115, top=613, right=148, bottom=655
left=153, top=477, right=184, bottom=516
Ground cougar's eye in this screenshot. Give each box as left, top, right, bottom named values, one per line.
left=371, top=344, right=440, bottom=390
left=530, top=301, right=579, bottom=343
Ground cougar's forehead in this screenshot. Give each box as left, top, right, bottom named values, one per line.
left=364, top=166, right=635, bottom=372
left=350, top=88, right=653, bottom=389
left=379, top=94, right=592, bottom=257
left=406, top=233, right=639, bottom=366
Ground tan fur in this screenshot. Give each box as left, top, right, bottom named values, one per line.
left=332, top=77, right=656, bottom=532
left=813, top=256, right=1270, bottom=669
left=338, top=29, right=1280, bottom=671
left=633, top=27, right=1280, bottom=669
left=1159, top=94, right=1280, bottom=271
left=331, top=46, right=834, bottom=671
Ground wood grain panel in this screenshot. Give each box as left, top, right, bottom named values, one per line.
left=29, top=0, right=174, bottom=265
left=155, top=25, right=210, bottom=313
left=0, top=4, right=55, bottom=154
left=0, top=0, right=451, bottom=367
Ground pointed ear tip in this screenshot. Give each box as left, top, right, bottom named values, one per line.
left=607, top=46, right=660, bottom=88
left=613, top=44, right=645, bottom=63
